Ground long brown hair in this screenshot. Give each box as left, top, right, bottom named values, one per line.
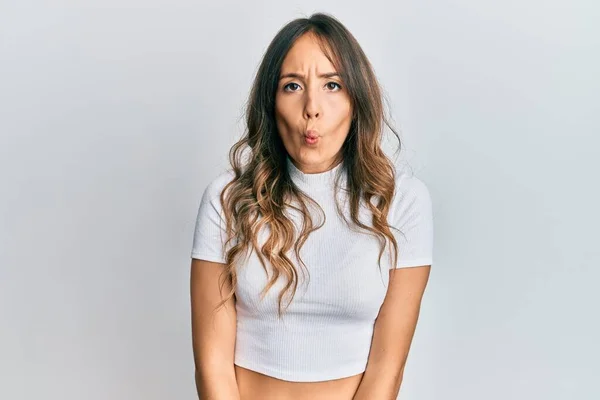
left=215, top=12, right=402, bottom=318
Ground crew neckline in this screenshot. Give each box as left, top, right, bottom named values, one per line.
left=286, top=156, right=345, bottom=191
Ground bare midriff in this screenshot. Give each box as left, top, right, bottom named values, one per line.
left=235, top=364, right=364, bottom=400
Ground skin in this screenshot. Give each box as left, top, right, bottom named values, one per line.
left=274, top=32, right=353, bottom=174
left=233, top=32, right=362, bottom=399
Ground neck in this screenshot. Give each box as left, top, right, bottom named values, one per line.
left=286, top=155, right=345, bottom=192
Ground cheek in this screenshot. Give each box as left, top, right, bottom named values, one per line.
left=275, top=97, right=297, bottom=133
left=326, top=98, right=352, bottom=131
left=325, top=94, right=351, bottom=117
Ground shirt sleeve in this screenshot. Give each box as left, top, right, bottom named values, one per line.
left=388, top=175, right=434, bottom=269
left=190, top=174, right=231, bottom=264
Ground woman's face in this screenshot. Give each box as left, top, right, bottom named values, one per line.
left=275, top=33, right=353, bottom=174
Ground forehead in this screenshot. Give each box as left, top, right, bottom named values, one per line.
left=281, top=33, right=336, bottom=72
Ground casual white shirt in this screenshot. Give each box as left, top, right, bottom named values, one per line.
left=191, top=156, right=433, bottom=382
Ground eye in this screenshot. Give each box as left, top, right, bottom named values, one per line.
left=283, top=82, right=301, bottom=92
left=326, top=81, right=342, bottom=91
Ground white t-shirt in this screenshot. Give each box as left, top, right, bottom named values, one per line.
left=191, top=156, right=433, bottom=382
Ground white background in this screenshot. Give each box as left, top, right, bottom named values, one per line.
left=1, top=1, right=599, bottom=399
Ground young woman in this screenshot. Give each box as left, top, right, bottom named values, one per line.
left=190, top=13, right=433, bottom=400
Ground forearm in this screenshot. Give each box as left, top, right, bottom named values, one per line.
left=195, top=368, right=240, bottom=400
left=352, top=366, right=404, bottom=400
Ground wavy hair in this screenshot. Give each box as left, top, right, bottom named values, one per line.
left=215, top=12, right=402, bottom=318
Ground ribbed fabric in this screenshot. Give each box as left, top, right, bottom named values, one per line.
left=191, top=156, right=433, bottom=382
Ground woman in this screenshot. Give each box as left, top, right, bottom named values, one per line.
left=190, top=13, right=433, bottom=400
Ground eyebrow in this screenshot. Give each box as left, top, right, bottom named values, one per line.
left=278, top=72, right=340, bottom=80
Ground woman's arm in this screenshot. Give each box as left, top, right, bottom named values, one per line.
left=353, top=265, right=431, bottom=400
left=190, top=258, right=240, bottom=400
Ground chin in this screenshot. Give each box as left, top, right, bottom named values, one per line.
left=294, top=151, right=321, bottom=164
left=299, top=154, right=337, bottom=171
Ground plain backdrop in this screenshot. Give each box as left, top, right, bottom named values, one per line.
left=1, top=1, right=599, bottom=399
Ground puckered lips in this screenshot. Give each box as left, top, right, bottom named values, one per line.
left=304, top=129, right=319, bottom=145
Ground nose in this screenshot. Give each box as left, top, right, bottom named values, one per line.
left=305, top=106, right=319, bottom=119
left=304, top=85, right=321, bottom=120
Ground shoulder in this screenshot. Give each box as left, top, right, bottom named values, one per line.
left=201, top=168, right=236, bottom=202
left=393, top=162, right=431, bottom=202
left=389, top=161, right=432, bottom=221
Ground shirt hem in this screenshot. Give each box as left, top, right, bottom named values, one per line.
left=392, top=258, right=433, bottom=269
left=233, top=356, right=366, bottom=383
left=190, top=251, right=227, bottom=264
